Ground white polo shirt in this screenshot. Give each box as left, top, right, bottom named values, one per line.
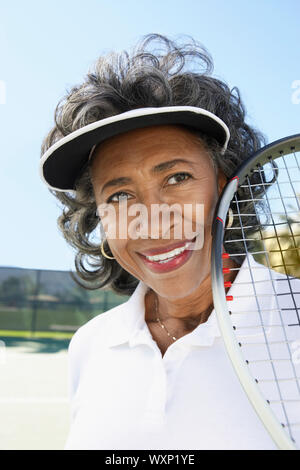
left=64, top=255, right=300, bottom=450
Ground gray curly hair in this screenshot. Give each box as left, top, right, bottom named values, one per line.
left=40, top=33, right=267, bottom=296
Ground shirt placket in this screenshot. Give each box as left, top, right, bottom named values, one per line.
left=142, top=342, right=189, bottom=430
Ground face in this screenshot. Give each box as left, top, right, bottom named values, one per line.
left=91, top=125, right=227, bottom=300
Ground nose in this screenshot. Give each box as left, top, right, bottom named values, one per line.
left=129, top=189, right=182, bottom=240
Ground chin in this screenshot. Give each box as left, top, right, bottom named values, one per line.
left=152, top=277, right=202, bottom=300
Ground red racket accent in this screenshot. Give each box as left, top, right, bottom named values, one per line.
left=224, top=281, right=232, bottom=288
left=229, top=175, right=239, bottom=185
left=222, top=267, right=230, bottom=274
left=226, top=295, right=233, bottom=301
left=222, top=253, right=229, bottom=259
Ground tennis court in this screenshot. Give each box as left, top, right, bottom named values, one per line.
left=0, top=336, right=70, bottom=450
left=0, top=266, right=129, bottom=450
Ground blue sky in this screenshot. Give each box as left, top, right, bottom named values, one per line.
left=0, top=0, right=299, bottom=271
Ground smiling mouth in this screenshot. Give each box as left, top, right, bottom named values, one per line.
left=136, top=238, right=196, bottom=273
left=137, top=236, right=197, bottom=264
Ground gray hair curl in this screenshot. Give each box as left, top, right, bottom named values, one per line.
left=40, top=33, right=267, bottom=296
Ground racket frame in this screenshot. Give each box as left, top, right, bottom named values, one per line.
left=211, top=134, right=300, bottom=450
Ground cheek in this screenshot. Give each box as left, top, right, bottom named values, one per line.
left=105, top=237, right=143, bottom=279
left=204, top=191, right=218, bottom=223
left=189, top=185, right=218, bottom=250
left=190, top=183, right=219, bottom=226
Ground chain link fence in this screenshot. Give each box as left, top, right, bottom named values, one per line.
left=0, top=266, right=129, bottom=336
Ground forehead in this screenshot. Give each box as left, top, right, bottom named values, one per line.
left=90, top=124, right=211, bottom=175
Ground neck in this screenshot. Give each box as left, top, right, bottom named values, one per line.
left=145, top=256, right=239, bottom=334
left=146, top=280, right=214, bottom=334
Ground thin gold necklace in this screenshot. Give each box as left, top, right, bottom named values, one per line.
left=154, top=295, right=177, bottom=342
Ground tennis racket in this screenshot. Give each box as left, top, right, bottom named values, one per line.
left=211, top=134, right=300, bottom=450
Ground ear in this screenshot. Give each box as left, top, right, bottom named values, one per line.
left=217, top=169, right=228, bottom=196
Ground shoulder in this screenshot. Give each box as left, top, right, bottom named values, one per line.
left=68, top=299, right=129, bottom=360
left=272, top=268, right=300, bottom=292
left=250, top=256, right=300, bottom=289
left=67, top=299, right=131, bottom=400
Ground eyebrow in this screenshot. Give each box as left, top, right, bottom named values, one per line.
left=101, top=159, right=195, bottom=194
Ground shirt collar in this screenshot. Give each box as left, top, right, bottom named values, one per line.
left=106, top=254, right=278, bottom=349
left=106, top=280, right=149, bottom=348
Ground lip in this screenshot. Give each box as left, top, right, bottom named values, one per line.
left=137, top=237, right=196, bottom=256
left=137, top=243, right=194, bottom=273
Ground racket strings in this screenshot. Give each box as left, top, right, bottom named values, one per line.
left=222, top=148, right=300, bottom=443
left=269, top=167, right=300, bottom=274
left=259, top=157, right=300, bottom=326
left=234, top=189, right=294, bottom=439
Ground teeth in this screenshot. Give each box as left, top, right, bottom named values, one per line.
left=145, top=242, right=190, bottom=262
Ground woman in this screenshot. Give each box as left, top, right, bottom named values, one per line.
left=39, top=34, right=278, bottom=449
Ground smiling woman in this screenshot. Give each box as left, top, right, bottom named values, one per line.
left=89, top=124, right=229, bottom=347
left=39, top=34, right=276, bottom=450
left=40, top=34, right=264, bottom=297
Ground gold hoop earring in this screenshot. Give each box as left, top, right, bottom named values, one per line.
left=226, top=207, right=234, bottom=229
left=100, top=241, right=115, bottom=260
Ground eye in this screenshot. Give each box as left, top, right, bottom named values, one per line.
left=167, top=172, right=192, bottom=185
left=106, top=191, right=132, bottom=203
